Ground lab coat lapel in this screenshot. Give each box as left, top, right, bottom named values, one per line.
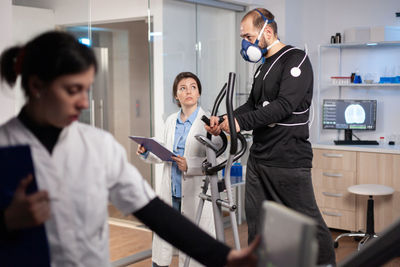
left=11, top=119, right=63, bottom=196
left=184, top=108, right=204, bottom=157
left=166, top=113, right=178, bottom=152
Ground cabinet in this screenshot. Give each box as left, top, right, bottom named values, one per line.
left=312, top=147, right=400, bottom=233
left=312, top=149, right=357, bottom=231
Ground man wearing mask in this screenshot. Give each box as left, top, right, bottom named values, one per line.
left=206, top=8, right=336, bottom=266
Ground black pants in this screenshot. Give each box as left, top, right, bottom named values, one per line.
left=245, top=156, right=336, bottom=265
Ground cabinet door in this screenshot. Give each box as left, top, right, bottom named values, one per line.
left=357, top=152, right=400, bottom=233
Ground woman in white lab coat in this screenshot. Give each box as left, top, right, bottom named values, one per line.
left=0, top=31, right=258, bottom=267
left=138, top=72, right=216, bottom=267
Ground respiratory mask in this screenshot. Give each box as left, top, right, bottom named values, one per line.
left=240, top=10, right=276, bottom=63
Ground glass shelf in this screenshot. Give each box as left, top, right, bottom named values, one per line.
left=320, top=41, right=400, bottom=48
left=324, top=83, right=400, bottom=87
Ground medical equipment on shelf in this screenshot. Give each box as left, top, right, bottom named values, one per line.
left=184, top=73, right=247, bottom=267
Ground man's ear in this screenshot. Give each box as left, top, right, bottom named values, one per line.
left=264, top=25, right=274, bottom=40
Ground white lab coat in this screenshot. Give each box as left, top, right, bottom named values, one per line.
left=142, top=107, right=216, bottom=267
left=0, top=117, right=156, bottom=267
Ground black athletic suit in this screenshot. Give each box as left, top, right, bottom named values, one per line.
left=235, top=45, right=336, bottom=265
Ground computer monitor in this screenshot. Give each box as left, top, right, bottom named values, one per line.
left=322, top=99, right=377, bottom=143
left=339, top=216, right=400, bottom=267
left=257, top=201, right=318, bottom=267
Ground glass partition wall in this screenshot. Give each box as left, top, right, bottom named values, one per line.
left=9, top=0, right=251, bottom=264
left=64, top=19, right=153, bottom=224
left=153, top=0, right=238, bottom=118
left=13, top=0, right=153, bottom=224
left=11, top=0, right=249, bottom=221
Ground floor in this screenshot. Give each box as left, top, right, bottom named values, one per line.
left=108, top=219, right=400, bottom=267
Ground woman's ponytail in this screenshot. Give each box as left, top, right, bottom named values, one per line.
left=0, top=46, right=23, bottom=88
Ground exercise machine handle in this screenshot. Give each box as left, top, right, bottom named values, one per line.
left=226, top=72, right=237, bottom=155
left=201, top=115, right=227, bottom=158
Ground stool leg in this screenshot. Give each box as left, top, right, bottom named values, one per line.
left=366, top=196, right=375, bottom=235
left=356, top=195, right=378, bottom=251
left=358, top=234, right=372, bottom=251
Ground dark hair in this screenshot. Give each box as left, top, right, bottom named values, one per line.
left=172, top=72, right=202, bottom=107
left=242, top=8, right=278, bottom=36
left=0, top=31, right=97, bottom=97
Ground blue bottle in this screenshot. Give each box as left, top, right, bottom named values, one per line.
left=230, top=162, right=243, bottom=184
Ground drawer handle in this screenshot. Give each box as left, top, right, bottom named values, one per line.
left=322, top=192, right=343, bottom=198
left=322, top=211, right=342, bottom=217
left=323, top=172, right=343, bottom=178
left=322, top=153, right=343, bottom=158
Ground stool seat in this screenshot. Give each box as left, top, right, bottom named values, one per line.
left=348, top=184, right=394, bottom=196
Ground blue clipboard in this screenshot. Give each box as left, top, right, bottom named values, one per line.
left=129, top=136, right=176, bottom=162
left=0, top=145, right=51, bottom=267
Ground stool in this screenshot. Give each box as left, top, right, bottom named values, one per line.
left=334, top=184, right=394, bottom=250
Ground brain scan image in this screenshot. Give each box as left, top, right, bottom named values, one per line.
left=344, top=104, right=366, bottom=124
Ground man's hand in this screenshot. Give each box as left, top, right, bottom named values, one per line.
left=226, top=236, right=260, bottom=267
left=4, top=175, right=50, bottom=230
left=219, top=115, right=240, bottom=134
left=172, top=155, right=188, bottom=172
left=205, top=116, right=222, bottom=136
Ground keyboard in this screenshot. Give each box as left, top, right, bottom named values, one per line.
left=334, top=140, right=379, bottom=145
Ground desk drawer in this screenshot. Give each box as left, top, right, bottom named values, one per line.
left=314, top=188, right=355, bottom=211
left=313, top=149, right=356, bottom=171
left=319, top=207, right=356, bottom=231
left=312, top=169, right=356, bottom=190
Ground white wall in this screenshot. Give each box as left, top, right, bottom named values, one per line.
left=0, top=3, right=55, bottom=125
left=0, top=0, right=15, bottom=125
left=12, top=6, right=55, bottom=113
left=12, top=6, right=55, bottom=44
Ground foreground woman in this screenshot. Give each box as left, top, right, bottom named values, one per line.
left=0, top=31, right=258, bottom=267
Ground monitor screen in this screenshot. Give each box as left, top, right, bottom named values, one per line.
left=323, top=99, right=377, bottom=130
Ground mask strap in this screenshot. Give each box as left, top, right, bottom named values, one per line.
left=254, top=9, right=268, bottom=21
left=256, top=19, right=269, bottom=41
left=254, top=9, right=274, bottom=41
left=267, top=39, right=280, bottom=50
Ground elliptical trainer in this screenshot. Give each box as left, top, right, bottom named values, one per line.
left=184, top=72, right=247, bottom=266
